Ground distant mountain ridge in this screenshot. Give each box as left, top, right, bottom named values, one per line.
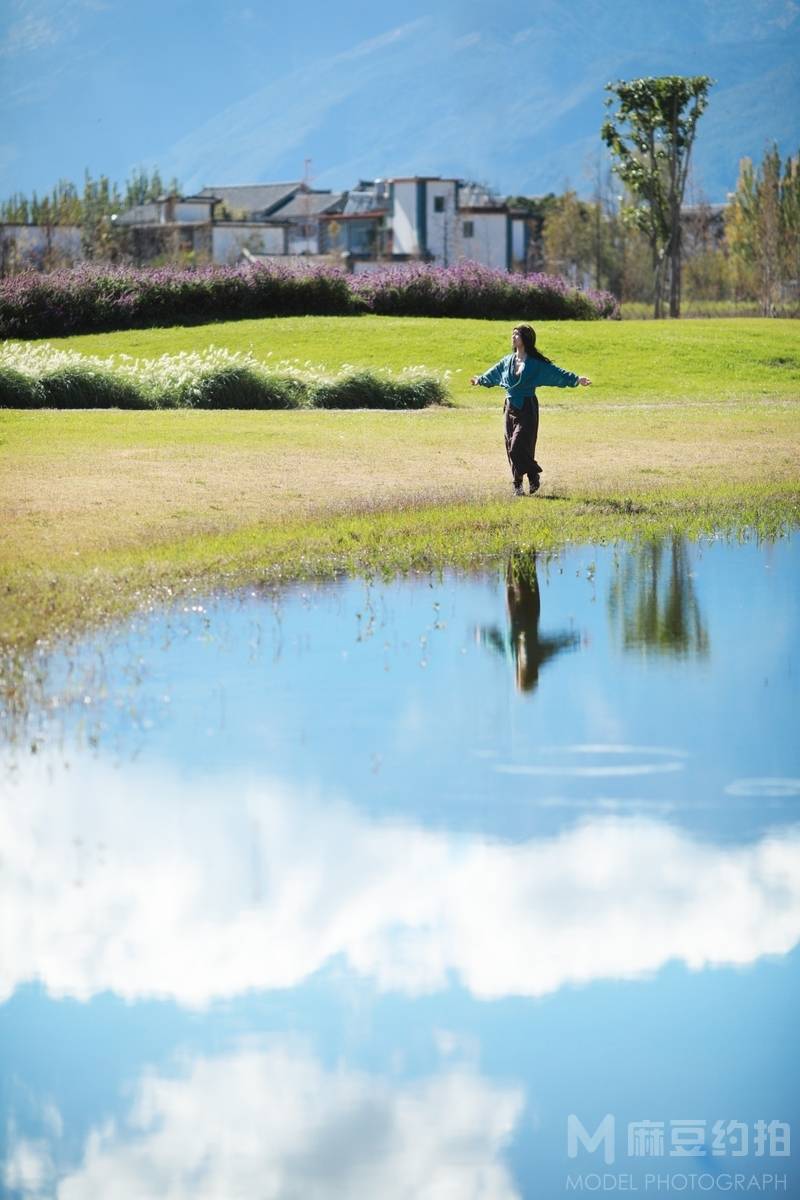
left=166, top=1, right=800, bottom=203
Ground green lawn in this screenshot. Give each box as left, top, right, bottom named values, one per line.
left=2, top=315, right=799, bottom=654
left=38, top=315, right=800, bottom=406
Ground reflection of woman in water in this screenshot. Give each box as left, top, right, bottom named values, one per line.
left=481, top=554, right=580, bottom=692
left=471, top=325, right=591, bottom=497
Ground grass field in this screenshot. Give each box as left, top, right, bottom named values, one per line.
left=2, top=315, right=799, bottom=654
left=619, top=299, right=797, bottom=320
left=35, top=315, right=800, bottom=405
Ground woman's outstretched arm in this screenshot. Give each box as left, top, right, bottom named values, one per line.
left=470, top=359, right=506, bottom=387
left=536, top=360, right=591, bottom=388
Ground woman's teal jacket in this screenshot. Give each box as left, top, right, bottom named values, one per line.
left=476, top=353, right=579, bottom=408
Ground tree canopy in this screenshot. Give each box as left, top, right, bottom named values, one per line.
left=602, top=75, right=713, bottom=317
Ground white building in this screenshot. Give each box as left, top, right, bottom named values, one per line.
left=387, top=177, right=512, bottom=269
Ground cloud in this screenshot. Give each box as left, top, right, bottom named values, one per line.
left=0, top=13, right=60, bottom=56
left=2, top=751, right=800, bottom=1009
left=725, top=777, right=800, bottom=797
left=0, top=0, right=101, bottom=57
left=15, top=1042, right=522, bottom=1200
left=338, top=18, right=431, bottom=62
left=3, top=1132, right=56, bottom=1197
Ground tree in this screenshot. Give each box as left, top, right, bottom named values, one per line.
left=0, top=193, right=30, bottom=223
left=82, top=170, right=122, bottom=261
left=727, top=145, right=800, bottom=313
left=505, top=193, right=557, bottom=271
left=124, top=165, right=181, bottom=208
left=543, top=190, right=593, bottom=284
left=602, top=75, right=713, bottom=318
left=782, top=152, right=800, bottom=301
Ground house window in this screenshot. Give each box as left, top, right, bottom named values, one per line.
left=348, top=220, right=377, bottom=254
left=463, top=220, right=475, bottom=238
left=433, top=196, right=445, bottom=213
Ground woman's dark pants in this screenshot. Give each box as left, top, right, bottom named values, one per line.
left=504, top=396, right=541, bottom=489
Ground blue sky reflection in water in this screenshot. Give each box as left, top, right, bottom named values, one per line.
left=1, top=535, right=798, bottom=1197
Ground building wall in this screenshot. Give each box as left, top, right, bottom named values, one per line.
left=425, top=180, right=458, bottom=265
left=250, top=254, right=335, bottom=268
left=351, top=260, right=387, bottom=274
left=391, top=181, right=421, bottom=256
left=287, top=233, right=320, bottom=255
left=212, top=224, right=285, bottom=264
left=455, top=212, right=509, bottom=270
left=511, top=217, right=527, bottom=266
left=172, top=202, right=214, bottom=224
left=0, top=224, right=83, bottom=271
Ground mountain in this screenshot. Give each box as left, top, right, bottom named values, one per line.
left=164, top=0, right=800, bottom=202
left=2, top=0, right=798, bottom=204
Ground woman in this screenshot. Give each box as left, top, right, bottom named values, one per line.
left=471, top=325, right=591, bottom=496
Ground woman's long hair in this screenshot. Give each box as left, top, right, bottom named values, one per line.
left=514, top=324, right=551, bottom=363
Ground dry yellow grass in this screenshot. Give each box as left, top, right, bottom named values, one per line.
left=2, top=402, right=798, bottom=569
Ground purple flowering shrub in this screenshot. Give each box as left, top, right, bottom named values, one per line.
left=0, top=261, right=618, bottom=339
left=0, top=263, right=357, bottom=339
left=351, top=262, right=619, bottom=321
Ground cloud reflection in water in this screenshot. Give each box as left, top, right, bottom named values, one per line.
left=5, top=1041, right=524, bottom=1200
left=2, top=752, right=800, bottom=1008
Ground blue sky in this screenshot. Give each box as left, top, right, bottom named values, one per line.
left=2, top=0, right=799, bottom=203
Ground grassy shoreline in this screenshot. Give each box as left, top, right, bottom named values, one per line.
left=3, top=483, right=798, bottom=658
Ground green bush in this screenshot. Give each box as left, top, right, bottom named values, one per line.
left=186, top=368, right=306, bottom=410
left=311, top=372, right=448, bottom=409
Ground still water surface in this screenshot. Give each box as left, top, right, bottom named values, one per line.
left=1, top=535, right=798, bottom=1197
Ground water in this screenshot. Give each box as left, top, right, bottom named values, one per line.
left=1, top=535, right=798, bottom=1198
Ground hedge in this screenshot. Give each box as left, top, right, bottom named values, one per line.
left=0, top=262, right=618, bottom=339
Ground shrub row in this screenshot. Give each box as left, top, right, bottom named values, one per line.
left=352, top=261, right=619, bottom=321
left=0, top=262, right=618, bottom=339
left=0, top=344, right=448, bottom=411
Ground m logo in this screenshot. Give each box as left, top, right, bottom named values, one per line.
left=567, top=1114, right=616, bottom=1165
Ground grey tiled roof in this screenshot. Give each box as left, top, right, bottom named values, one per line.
left=270, top=192, right=346, bottom=219
left=343, top=188, right=385, bottom=215
left=198, top=183, right=302, bottom=216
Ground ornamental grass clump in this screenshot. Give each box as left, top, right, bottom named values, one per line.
left=0, top=343, right=148, bottom=409
left=0, top=343, right=448, bottom=410
left=0, top=343, right=307, bottom=410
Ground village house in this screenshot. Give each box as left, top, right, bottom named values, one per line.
left=113, top=175, right=533, bottom=272
left=112, top=193, right=217, bottom=263
left=1, top=172, right=729, bottom=276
